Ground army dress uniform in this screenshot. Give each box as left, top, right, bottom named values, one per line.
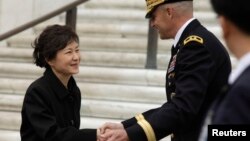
left=121, top=18, right=231, bottom=141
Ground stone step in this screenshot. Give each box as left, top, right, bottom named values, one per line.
left=34, top=22, right=221, bottom=39
left=0, top=129, right=171, bottom=141
left=193, top=0, right=212, bottom=12
left=0, top=130, right=21, bottom=141
left=6, top=35, right=174, bottom=53
left=81, top=0, right=212, bottom=12
left=36, top=22, right=148, bottom=38
left=0, top=110, right=171, bottom=141
left=0, top=93, right=162, bottom=119
left=0, top=47, right=237, bottom=71
left=0, top=77, right=166, bottom=104
left=83, top=0, right=144, bottom=10
left=0, top=111, right=120, bottom=131
left=0, top=62, right=166, bottom=86
left=76, top=22, right=146, bottom=38
left=76, top=8, right=217, bottom=26
left=0, top=47, right=33, bottom=63
left=2, top=43, right=238, bottom=71
left=0, top=47, right=170, bottom=69
left=76, top=8, right=144, bottom=22
left=7, top=25, right=223, bottom=52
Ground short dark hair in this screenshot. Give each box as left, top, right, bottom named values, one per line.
left=210, top=0, right=250, bottom=35
left=32, top=24, right=79, bottom=68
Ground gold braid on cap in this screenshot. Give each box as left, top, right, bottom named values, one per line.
left=146, top=0, right=165, bottom=12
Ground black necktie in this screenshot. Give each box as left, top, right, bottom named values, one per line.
left=171, top=44, right=179, bottom=56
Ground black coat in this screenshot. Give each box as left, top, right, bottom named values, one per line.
left=213, top=66, right=250, bottom=124
left=122, top=19, right=231, bottom=141
left=20, top=68, right=96, bottom=141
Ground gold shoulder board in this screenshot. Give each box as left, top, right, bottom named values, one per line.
left=184, top=35, right=203, bottom=45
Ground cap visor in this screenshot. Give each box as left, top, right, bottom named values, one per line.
left=145, top=8, right=155, bottom=19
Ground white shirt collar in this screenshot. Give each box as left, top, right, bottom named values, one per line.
left=229, top=52, right=250, bottom=84
left=173, top=18, right=195, bottom=47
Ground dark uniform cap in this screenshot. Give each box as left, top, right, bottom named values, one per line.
left=145, top=0, right=193, bottom=18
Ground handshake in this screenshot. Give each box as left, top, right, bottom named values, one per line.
left=97, top=122, right=129, bottom=141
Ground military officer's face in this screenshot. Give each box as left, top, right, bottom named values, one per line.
left=150, top=4, right=176, bottom=39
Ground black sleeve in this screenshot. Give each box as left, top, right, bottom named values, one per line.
left=125, top=42, right=213, bottom=141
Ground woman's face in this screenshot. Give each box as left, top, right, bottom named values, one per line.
left=48, top=40, right=81, bottom=78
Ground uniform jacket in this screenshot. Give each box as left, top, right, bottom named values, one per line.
left=213, top=66, right=250, bottom=124
left=122, top=19, right=231, bottom=141
left=20, top=68, right=96, bottom=141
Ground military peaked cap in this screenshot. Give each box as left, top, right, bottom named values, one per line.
left=145, top=0, right=193, bottom=18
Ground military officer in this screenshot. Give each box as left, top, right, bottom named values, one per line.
left=98, top=0, right=231, bottom=141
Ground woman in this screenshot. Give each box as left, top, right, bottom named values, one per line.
left=20, top=24, right=97, bottom=141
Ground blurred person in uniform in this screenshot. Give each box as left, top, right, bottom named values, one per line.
left=199, top=0, right=250, bottom=140
left=20, top=24, right=98, bottom=141
left=98, top=0, right=231, bottom=141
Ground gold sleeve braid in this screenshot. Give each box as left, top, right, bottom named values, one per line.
left=135, top=114, right=156, bottom=141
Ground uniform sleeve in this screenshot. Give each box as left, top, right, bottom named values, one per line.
left=122, top=108, right=159, bottom=128
left=124, top=41, right=213, bottom=141
left=23, top=87, right=96, bottom=141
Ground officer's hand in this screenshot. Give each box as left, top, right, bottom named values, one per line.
left=99, top=122, right=124, bottom=134
left=100, top=129, right=129, bottom=141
